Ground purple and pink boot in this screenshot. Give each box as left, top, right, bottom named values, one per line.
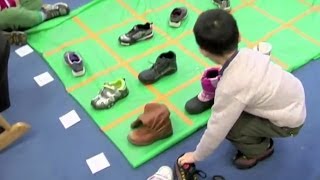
left=185, top=67, right=220, bottom=114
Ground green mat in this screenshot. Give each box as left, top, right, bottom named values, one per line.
left=27, top=0, right=320, bottom=168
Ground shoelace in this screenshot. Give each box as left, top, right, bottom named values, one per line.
left=148, top=59, right=166, bottom=74
left=181, top=164, right=207, bottom=179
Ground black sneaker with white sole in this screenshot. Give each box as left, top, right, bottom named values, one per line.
left=119, top=22, right=153, bottom=46
left=138, top=51, right=177, bottom=84
left=169, top=7, right=188, bottom=28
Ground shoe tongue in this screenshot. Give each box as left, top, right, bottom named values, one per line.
left=102, top=84, right=116, bottom=94
left=70, top=53, right=80, bottom=62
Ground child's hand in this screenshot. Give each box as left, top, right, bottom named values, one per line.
left=178, top=152, right=196, bottom=165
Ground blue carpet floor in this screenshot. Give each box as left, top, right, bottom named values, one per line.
left=0, top=1, right=319, bottom=179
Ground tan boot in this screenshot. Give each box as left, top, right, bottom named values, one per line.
left=0, top=122, right=31, bottom=151
left=128, top=103, right=173, bottom=146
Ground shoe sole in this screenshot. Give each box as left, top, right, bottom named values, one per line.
left=120, top=32, right=154, bottom=46
left=169, top=12, right=188, bottom=28
left=127, top=131, right=173, bottom=146
left=139, top=68, right=177, bottom=85
left=72, top=67, right=86, bottom=77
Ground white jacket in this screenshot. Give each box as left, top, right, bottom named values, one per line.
left=193, top=48, right=306, bottom=161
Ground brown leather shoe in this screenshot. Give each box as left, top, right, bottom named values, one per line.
left=128, top=103, right=173, bottom=146
left=233, top=139, right=274, bottom=169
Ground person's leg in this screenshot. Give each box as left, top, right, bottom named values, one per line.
left=0, top=7, right=43, bottom=31
left=226, top=112, right=302, bottom=169
left=0, top=33, right=11, bottom=112
left=19, top=0, right=42, bottom=11
left=0, top=2, right=70, bottom=45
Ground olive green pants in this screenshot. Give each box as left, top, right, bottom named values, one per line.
left=0, top=0, right=43, bottom=30
left=226, top=112, right=303, bottom=158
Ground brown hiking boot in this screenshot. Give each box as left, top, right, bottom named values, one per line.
left=2, top=31, right=27, bottom=46
left=233, top=139, right=274, bottom=169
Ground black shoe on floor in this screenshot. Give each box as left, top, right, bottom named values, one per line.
left=119, top=22, right=153, bottom=46
left=138, top=51, right=177, bottom=84
left=169, top=7, right=188, bottom=28
left=174, top=154, right=207, bottom=180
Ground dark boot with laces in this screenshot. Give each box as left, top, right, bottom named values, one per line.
left=138, top=51, right=177, bottom=84
left=174, top=154, right=207, bottom=180
left=42, top=2, right=70, bottom=21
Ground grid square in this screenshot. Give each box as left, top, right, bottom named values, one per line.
left=180, top=35, right=216, bottom=67
left=255, top=0, right=309, bottom=22
left=294, top=12, right=320, bottom=42
left=45, top=40, right=118, bottom=88
left=99, top=21, right=167, bottom=60
left=267, top=29, right=319, bottom=71
left=304, top=0, right=320, bottom=5
left=145, top=2, right=199, bottom=39
left=130, top=45, right=207, bottom=94
left=27, top=20, right=87, bottom=53
left=122, top=0, right=173, bottom=14
left=233, top=7, right=280, bottom=42
left=70, top=67, right=156, bottom=127
left=77, top=0, right=133, bottom=32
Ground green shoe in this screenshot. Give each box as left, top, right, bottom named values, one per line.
left=91, top=78, right=129, bottom=109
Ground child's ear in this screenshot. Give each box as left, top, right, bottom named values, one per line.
left=199, top=48, right=209, bottom=57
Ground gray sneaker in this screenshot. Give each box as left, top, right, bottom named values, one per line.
left=64, top=51, right=85, bottom=77
left=118, top=22, right=153, bottom=46
left=91, top=78, right=129, bottom=109
left=42, top=2, right=70, bottom=20
left=213, top=0, right=231, bottom=12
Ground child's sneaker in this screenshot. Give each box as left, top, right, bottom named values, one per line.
left=2, top=31, right=27, bottom=46
left=42, top=2, right=70, bottom=20
left=174, top=154, right=207, bottom=180
left=138, top=51, right=177, bottom=84
left=185, top=67, right=220, bottom=114
left=253, top=42, right=272, bottom=56
left=91, top=78, right=129, bottom=109
left=169, top=7, right=188, bottom=28
left=64, top=51, right=85, bottom=77
left=213, top=0, right=231, bottom=12
left=119, top=22, right=153, bottom=46
left=147, top=166, right=173, bottom=180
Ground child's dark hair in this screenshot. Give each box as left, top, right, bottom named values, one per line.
left=193, top=9, right=239, bottom=56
